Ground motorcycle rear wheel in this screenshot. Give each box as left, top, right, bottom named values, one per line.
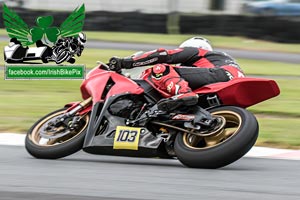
left=25, top=108, right=89, bottom=159
left=174, top=106, right=258, bottom=169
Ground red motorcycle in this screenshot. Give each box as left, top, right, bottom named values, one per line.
left=25, top=63, right=280, bottom=168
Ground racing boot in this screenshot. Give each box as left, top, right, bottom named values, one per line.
left=157, top=92, right=199, bottom=112
left=151, top=64, right=199, bottom=112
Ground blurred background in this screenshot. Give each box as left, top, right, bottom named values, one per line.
left=2, top=0, right=300, bottom=42
left=0, top=0, right=300, bottom=148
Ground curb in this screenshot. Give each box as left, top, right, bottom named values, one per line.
left=0, top=133, right=26, bottom=146
left=1, top=133, right=300, bottom=160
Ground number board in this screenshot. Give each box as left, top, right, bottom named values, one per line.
left=113, top=126, right=141, bottom=150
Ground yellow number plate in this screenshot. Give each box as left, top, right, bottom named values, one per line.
left=113, top=126, right=141, bottom=150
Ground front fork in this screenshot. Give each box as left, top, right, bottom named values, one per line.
left=39, top=97, right=93, bottom=139
left=52, top=97, right=93, bottom=127
left=65, top=97, right=93, bottom=117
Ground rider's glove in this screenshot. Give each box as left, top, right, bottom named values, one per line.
left=77, top=45, right=84, bottom=56
left=108, top=57, right=123, bottom=73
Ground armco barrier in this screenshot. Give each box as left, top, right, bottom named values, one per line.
left=180, top=15, right=300, bottom=43
left=84, top=11, right=167, bottom=33
left=0, top=8, right=167, bottom=34
left=0, top=8, right=299, bottom=43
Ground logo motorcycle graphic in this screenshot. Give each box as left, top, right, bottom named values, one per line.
left=3, top=4, right=86, bottom=64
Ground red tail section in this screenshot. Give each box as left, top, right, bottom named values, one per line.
left=194, top=78, right=280, bottom=108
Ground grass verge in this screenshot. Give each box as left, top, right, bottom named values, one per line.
left=237, top=58, right=300, bottom=77
left=255, top=116, right=300, bottom=149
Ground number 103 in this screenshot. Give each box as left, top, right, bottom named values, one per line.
left=116, top=130, right=138, bottom=142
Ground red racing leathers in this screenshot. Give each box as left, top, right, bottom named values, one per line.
left=111, top=47, right=245, bottom=111
left=118, top=47, right=244, bottom=91
left=120, top=47, right=244, bottom=79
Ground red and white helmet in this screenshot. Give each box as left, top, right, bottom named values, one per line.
left=179, top=37, right=213, bottom=51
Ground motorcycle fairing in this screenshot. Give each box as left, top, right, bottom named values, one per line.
left=133, top=79, right=162, bottom=103
left=72, top=67, right=279, bottom=157
left=82, top=94, right=165, bottom=157
left=194, top=78, right=280, bottom=108
left=80, top=68, right=144, bottom=102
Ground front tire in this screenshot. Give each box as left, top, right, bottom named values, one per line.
left=55, top=51, right=71, bottom=64
left=25, top=108, right=90, bottom=159
left=174, top=106, right=258, bottom=169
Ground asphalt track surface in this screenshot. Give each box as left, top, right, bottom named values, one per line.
left=1, top=145, right=300, bottom=200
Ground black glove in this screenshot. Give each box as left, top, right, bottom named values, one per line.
left=76, top=45, right=84, bottom=56
left=108, top=57, right=123, bottom=73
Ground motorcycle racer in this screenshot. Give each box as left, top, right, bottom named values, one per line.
left=51, top=32, right=86, bottom=64
left=109, top=37, right=245, bottom=111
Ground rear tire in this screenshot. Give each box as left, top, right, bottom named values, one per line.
left=25, top=108, right=89, bottom=159
left=174, top=106, right=258, bottom=169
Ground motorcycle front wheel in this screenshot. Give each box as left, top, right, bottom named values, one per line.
left=25, top=108, right=90, bottom=159
left=55, top=51, right=71, bottom=64
left=174, top=106, right=258, bottom=169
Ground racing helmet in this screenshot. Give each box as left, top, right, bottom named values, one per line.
left=77, top=32, right=86, bottom=45
left=179, top=37, right=213, bottom=51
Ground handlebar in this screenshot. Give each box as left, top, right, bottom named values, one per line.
left=95, top=60, right=133, bottom=78
left=96, top=60, right=111, bottom=71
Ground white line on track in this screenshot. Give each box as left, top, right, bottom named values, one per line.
left=1, top=133, right=300, bottom=160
